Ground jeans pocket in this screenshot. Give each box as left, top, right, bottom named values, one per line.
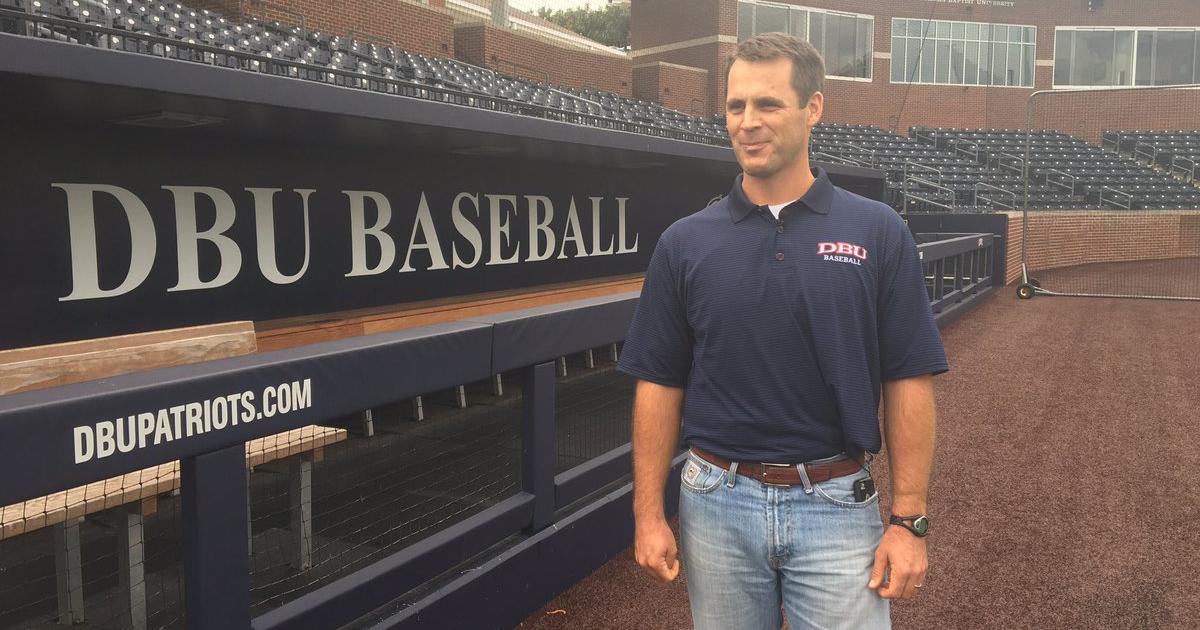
left=680, top=453, right=726, bottom=494
left=812, top=469, right=879, bottom=509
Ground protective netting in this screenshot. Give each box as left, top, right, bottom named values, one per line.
left=1021, top=86, right=1200, bottom=300
left=246, top=344, right=632, bottom=615
left=0, top=475, right=185, bottom=630
left=554, top=345, right=634, bottom=474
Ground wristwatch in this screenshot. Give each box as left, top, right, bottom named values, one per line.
left=889, top=514, right=930, bottom=537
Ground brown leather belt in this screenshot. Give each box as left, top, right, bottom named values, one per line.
left=690, top=446, right=863, bottom=487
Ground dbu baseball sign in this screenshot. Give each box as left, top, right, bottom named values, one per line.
left=0, top=128, right=724, bottom=350
left=53, top=184, right=637, bottom=301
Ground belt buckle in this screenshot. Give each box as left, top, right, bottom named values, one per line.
left=760, top=462, right=793, bottom=487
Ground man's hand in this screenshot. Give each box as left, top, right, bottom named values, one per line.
left=634, top=517, right=680, bottom=582
left=875, top=374, right=935, bottom=599
left=631, top=380, right=684, bottom=583
left=868, top=525, right=927, bottom=599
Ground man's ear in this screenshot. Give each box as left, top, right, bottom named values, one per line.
left=806, top=91, right=824, bottom=127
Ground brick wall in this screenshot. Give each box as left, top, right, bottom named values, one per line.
left=629, top=40, right=731, bottom=118
left=1004, top=211, right=1200, bottom=285
left=630, top=0, right=1200, bottom=128
left=633, top=62, right=708, bottom=115
left=629, top=0, right=729, bottom=116
left=630, top=0, right=721, bottom=50
left=630, top=63, right=655, bottom=108
left=454, top=23, right=632, bottom=97
left=188, top=0, right=455, bottom=58
left=1023, top=88, right=1200, bottom=145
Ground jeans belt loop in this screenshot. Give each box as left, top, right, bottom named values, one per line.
left=726, top=461, right=739, bottom=488
left=795, top=462, right=815, bottom=494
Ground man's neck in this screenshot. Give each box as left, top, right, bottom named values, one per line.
left=741, top=156, right=816, bottom=206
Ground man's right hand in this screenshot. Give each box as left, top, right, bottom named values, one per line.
left=630, top=380, right=684, bottom=583
left=634, top=516, right=680, bottom=582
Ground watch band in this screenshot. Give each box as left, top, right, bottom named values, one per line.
left=889, top=514, right=930, bottom=537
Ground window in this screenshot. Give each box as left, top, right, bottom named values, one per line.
left=964, top=40, right=980, bottom=85
left=1155, top=31, right=1196, bottom=86
left=1074, top=30, right=1116, bottom=85
left=736, top=1, right=874, bottom=80
left=891, top=36, right=906, bottom=82
left=737, top=1, right=754, bottom=43
left=789, top=10, right=807, bottom=40
left=1135, top=30, right=1154, bottom=85
left=890, top=18, right=1035, bottom=87
left=757, top=3, right=788, bottom=34
left=1055, top=27, right=1200, bottom=88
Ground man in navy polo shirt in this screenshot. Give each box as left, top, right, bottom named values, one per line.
left=619, top=32, right=948, bottom=629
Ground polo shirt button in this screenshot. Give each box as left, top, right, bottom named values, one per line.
left=775, top=252, right=784, bottom=261
left=776, top=225, right=785, bottom=233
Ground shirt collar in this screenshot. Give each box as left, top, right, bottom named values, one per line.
left=728, top=166, right=833, bottom=222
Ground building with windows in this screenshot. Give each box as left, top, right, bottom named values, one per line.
left=630, top=0, right=1200, bottom=134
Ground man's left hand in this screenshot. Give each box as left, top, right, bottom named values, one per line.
left=867, top=525, right=927, bottom=599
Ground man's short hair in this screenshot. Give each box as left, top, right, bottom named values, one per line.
left=728, top=32, right=825, bottom=104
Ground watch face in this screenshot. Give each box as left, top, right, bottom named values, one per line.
left=913, top=516, right=930, bottom=535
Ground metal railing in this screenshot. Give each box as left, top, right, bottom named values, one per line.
left=1101, top=131, right=1122, bottom=153
left=1170, top=155, right=1196, bottom=183
left=903, top=161, right=943, bottom=186
left=1100, top=186, right=1134, bottom=209
left=1044, top=168, right=1076, bottom=196
left=951, top=139, right=981, bottom=163
left=973, top=182, right=1017, bottom=210
left=917, top=233, right=997, bottom=315
left=912, top=127, right=938, bottom=146
left=995, top=152, right=1027, bottom=178
left=829, top=141, right=876, bottom=168
left=811, top=151, right=872, bottom=169
left=903, top=176, right=956, bottom=214
left=1134, top=141, right=1161, bottom=166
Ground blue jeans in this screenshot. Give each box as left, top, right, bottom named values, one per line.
left=679, top=449, right=889, bottom=630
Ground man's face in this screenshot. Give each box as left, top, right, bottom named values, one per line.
left=725, top=57, right=820, bottom=180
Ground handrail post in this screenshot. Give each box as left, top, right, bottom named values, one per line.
left=182, top=444, right=251, bottom=630
left=522, top=361, right=556, bottom=533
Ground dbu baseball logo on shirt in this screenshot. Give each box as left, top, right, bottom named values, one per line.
left=817, top=242, right=868, bottom=266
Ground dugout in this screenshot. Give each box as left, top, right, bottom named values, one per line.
left=0, top=26, right=985, bottom=630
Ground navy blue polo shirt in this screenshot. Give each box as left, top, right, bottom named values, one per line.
left=618, top=167, right=948, bottom=463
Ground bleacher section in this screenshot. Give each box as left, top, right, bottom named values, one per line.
left=4, top=0, right=1200, bottom=212
left=915, top=127, right=1200, bottom=210
left=810, top=123, right=1030, bottom=212
left=812, top=124, right=1200, bottom=212
left=0, top=0, right=728, bottom=144
left=1103, top=130, right=1200, bottom=184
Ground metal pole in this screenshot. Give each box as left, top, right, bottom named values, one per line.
left=1023, top=90, right=1049, bottom=274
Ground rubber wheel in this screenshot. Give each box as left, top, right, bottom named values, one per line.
left=1017, top=283, right=1035, bottom=299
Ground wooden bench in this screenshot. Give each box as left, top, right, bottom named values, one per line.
left=0, top=425, right=346, bottom=629
left=0, top=322, right=345, bottom=629
left=1, top=424, right=347, bottom=539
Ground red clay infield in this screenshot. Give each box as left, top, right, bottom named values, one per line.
left=518, top=288, right=1200, bottom=629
